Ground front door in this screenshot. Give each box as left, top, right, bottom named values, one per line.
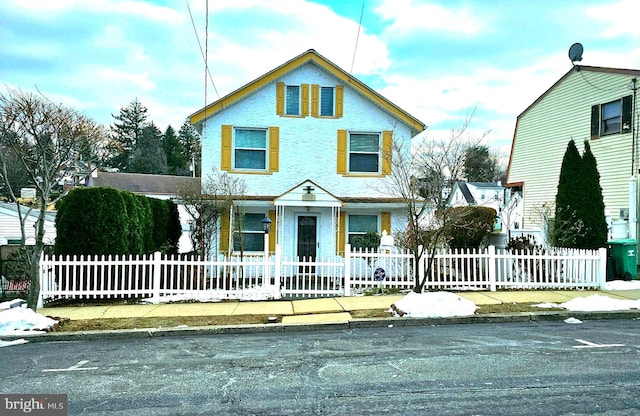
left=297, top=215, right=317, bottom=260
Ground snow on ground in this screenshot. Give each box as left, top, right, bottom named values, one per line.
left=0, top=299, right=58, bottom=347
left=391, top=292, right=478, bottom=318
left=534, top=280, right=640, bottom=312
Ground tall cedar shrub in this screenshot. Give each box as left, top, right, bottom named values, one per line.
left=120, top=191, right=144, bottom=254
left=166, top=199, right=182, bottom=254
left=553, top=140, right=583, bottom=247
left=149, top=197, right=169, bottom=251
left=134, top=194, right=154, bottom=253
left=55, top=187, right=129, bottom=255
left=579, top=141, right=608, bottom=249
left=445, top=206, right=497, bottom=249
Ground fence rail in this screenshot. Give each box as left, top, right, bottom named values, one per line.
left=38, top=244, right=607, bottom=307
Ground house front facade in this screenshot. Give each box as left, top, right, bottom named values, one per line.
left=190, top=49, right=425, bottom=259
left=507, top=65, right=640, bottom=247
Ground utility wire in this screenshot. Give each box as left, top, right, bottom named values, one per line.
left=350, top=1, right=365, bottom=75
left=186, top=0, right=220, bottom=99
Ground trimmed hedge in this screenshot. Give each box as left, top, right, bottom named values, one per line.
left=55, top=187, right=181, bottom=256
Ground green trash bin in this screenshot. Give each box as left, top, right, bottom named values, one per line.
left=608, top=239, right=637, bottom=280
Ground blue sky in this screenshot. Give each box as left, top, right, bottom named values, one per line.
left=1, top=0, right=639, bottom=156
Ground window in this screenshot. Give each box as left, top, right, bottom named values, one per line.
left=233, top=213, right=266, bottom=252
left=347, top=215, right=378, bottom=245
left=285, top=85, right=300, bottom=115
left=349, top=132, right=380, bottom=173
left=234, top=128, right=267, bottom=170
left=320, top=87, right=334, bottom=116
left=591, top=95, right=632, bottom=138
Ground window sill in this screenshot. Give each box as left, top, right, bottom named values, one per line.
left=340, top=173, right=386, bottom=178
left=231, top=170, right=273, bottom=175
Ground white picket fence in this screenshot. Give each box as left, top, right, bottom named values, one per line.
left=38, top=244, right=607, bottom=306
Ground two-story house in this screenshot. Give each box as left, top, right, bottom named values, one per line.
left=507, top=65, right=640, bottom=249
left=189, top=49, right=425, bottom=260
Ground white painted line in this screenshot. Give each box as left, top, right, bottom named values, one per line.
left=573, top=339, right=625, bottom=349
left=43, top=360, right=99, bottom=372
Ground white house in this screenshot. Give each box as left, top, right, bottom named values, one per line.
left=447, top=181, right=523, bottom=247
left=507, top=65, right=640, bottom=249
left=189, top=49, right=425, bottom=259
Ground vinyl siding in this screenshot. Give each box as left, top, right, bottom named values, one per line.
left=509, top=70, right=635, bottom=228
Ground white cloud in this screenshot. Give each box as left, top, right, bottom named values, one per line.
left=374, top=0, right=485, bottom=37
left=585, top=0, right=640, bottom=38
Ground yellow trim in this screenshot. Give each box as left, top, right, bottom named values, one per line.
left=276, top=82, right=284, bottom=115
left=301, top=84, right=309, bottom=117
left=311, top=84, right=319, bottom=117
left=382, top=130, right=392, bottom=175
left=336, top=85, right=344, bottom=118
left=381, top=212, right=391, bottom=235
left=189, top=50, right=426, bottom=133
left=269, top=126, right=279, bottom=172
left=220, top=210, right=230, bottom=252
left=268, top=210, right=276, bottom=253
left=337, top=212, right=346, bottom=255
left=337, top=129, right=347, bottom=174
left=221, top=125, right=232, bottom=171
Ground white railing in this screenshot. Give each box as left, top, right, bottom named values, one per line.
left=38, top=244, right=607, bottom=306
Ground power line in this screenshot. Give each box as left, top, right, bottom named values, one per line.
left=350, top=1, right=365, bottom=75
left=185, top=0, right=220, bottom=100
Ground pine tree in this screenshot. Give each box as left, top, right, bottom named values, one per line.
left=553, top=140, right=583, bottom=247
left=108, top=98, right=149, bottom=171
left=464, top=144, right=499, bottom=182
left=129, top=122, right=168, bottom=174
left=178, top=121, right=201, bottom=177
left=163, top=125, right=188, bottom=175
left=578, top=141, right=607, bottom=249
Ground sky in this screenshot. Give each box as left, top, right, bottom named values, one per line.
left=2, top=0, right=640, bottom=158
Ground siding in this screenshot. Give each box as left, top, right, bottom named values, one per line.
left=509, top=69, right=635, bottom=228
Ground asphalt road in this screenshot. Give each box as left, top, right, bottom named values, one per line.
left=1, top=319, right=639, bottom=415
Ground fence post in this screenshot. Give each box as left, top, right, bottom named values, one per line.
left=274, top=244, right=282, bottom=299
left=488, top=245, right=497, bottom=292
left=417, top=245, right=424, bottom=292
left=597, top=247, right=607, bottom=290
left=344, top=244, right=351, bottom=296
left=37, top=251, right=46, bottom=309
left=152, top=251, right=161, bottom=304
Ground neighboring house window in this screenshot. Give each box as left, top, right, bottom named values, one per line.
left=234, top=213, right=266, bottom=252
left=349, top=132, right=380, bottom=173
left=285, top=85, right=300, bottom=115
left=591, top=95, right=632, bottom=138
left=320, top=87, right=334, bottom=116
left=347, top=214, right=378, bottom=245
left=234, top=128, right=267, bottom=170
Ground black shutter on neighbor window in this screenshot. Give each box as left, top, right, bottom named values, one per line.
left=590, top=104, right=600, bottom=139
left=622, top=95, right=632, bottom=133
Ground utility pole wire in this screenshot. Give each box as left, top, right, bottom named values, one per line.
left=186, top=0, right=220, bottom=100
left=350, top=1, right=365, bottom=75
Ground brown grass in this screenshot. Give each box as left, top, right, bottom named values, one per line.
left=50, top=302, right=562, bottom=332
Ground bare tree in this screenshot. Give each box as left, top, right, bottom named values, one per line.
left=382, top=113, right=489, bottom=292
left=178, top=167, right=246, bottom=260
left=0, top=87, right=105, bottom=309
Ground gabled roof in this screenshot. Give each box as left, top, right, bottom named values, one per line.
left=89, top=172, right=200, bottom=196
left=516, top=65, right=640, bottom=120
left=274, top=179, right=342, bottom=207
left=188, top=49, right=426, bottom=135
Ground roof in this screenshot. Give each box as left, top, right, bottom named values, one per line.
left=89, top=172, right=200, bottom=196
left=516, top=65, right=640, bottom=121
left=188, top=49, right=426, bottom=135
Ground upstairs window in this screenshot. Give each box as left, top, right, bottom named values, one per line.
left=234, top=128, right=267, bottom=170
left=285, top=85, right=300, bottom=115
left=349, top=132, right=380, bottom=173
left=591, top=95, right=632, bottom=138
left=320, top=87, right=335, bottom=116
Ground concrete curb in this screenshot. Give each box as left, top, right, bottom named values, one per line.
left=5, top=310, right=640, bottom=343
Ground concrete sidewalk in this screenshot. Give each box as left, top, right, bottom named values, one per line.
left=38, top=289, right=640, bottom=325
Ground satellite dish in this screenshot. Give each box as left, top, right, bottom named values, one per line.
left=568, top=43, right=583, bottom=63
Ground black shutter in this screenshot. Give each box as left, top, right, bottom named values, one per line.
left=622, top=95, right=632, bottom=133
left=590, top=104, right=600, bottom=139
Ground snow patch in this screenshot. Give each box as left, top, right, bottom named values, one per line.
left=564, top=317, right=583, bottom=324
left=560, top=294, right=640, bottom=312
left=0, top=299, right=58, bottom=346
left=391, top=292, right=477, bottom=318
